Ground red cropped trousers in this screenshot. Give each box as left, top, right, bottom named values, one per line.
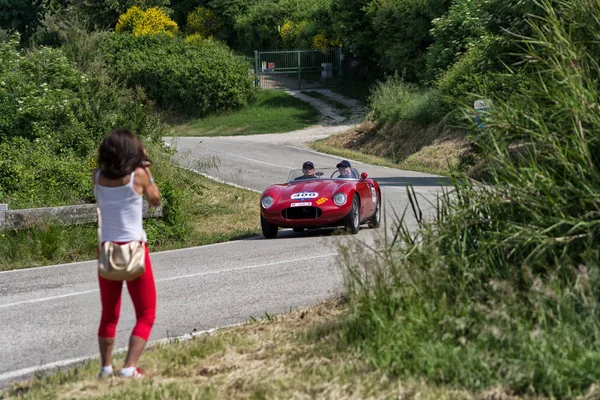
left=97, top=244, right=156, bottom=341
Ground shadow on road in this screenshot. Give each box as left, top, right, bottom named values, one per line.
left=247, top=226, right=366, bottom=240
left=372, top=176, right=454, bottom=188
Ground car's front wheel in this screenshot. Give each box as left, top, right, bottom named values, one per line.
left=343, top=194, right=360, bottom=234
left=261, top=215, right=278, bottom=239
left=368, top=195, right=381, bottom=229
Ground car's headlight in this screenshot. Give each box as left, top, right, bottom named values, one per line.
left=333, top=193, right=347, bottom=206
left=261, top=195, right=274, bottom=209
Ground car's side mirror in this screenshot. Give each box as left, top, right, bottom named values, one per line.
left=361, top=172, right=368, bottom=180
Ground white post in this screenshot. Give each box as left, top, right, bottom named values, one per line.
left=0, top=204, right=7, bottom=231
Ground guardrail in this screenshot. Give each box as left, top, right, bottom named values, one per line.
left=0, top=203, right=162, bottom=231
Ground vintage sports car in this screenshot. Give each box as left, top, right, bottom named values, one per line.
left=260, top=167, right=382, bottom=238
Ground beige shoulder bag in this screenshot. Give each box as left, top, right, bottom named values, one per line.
left=97, top=207, right=146, bottom=281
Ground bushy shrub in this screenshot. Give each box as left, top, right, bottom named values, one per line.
left=0, top=138, right=94, bottom=207
left=331, top=0, right=450, bottom=82
left=279, top=19, right=308, bottom=47
left=437, top=35, right=528, bottom=108
left=232, top=0, right=332, bottom=53
left=0, top=34, right=165, bottom=207
left=427, top=0, right=539, bottom=80
left=311, top=31, right=339, bottom=50
left=115, top=6, right=178, bottom=37
left=369, top=75, right=445, bottom=125
left=102, top=33, right=254, bottom=116
left=342, top=0, right=600, bottom=396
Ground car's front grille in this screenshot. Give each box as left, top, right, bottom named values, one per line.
left=282, top=206, right=322, bottom=220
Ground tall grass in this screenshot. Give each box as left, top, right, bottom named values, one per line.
left=341, top=0, right=600, bottom=396
left=369, top=75, right=446, bottom=125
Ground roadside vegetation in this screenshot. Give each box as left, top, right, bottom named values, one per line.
left=0, top=170, right=259, bottom=271
left=169, top=90, right=320, bottom=137
left=2, top=0, right=600, bottom=397
left=340, top=0, right=600, bottom=397
left=4, top=299, right=497, bottom=400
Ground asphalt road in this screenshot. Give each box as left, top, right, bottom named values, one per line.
left=0, top=133, right=450, bottom=388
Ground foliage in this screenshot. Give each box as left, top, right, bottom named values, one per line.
left=144, top=180, right=190, bottom=245
left=0, top=0, right=45, bottom=45
left=183, top=32, right=203, bottom=46
left=279, top=19, right=307, bottom=47
left=115, top=6, right=178, bottom=37
left=102, top=33, right=253, bottom=116
left=369, top=75, right=445, bottom=125
left=207, top=0, right=253, bottom=48
left=311, top=31, right=339, bottom=50
left=186, top=6, right=221, bottom=37
left=331, top=0, right=450, bottom=82
left=436, top=35, right=528, bottom=108
left=366, top=0, right=452, bottom=82
left=170, top=0, right=208, bottom=27
left=0, top=34, right=165, bottom=207
left=231, top=0, right=332, bottom=53
left=73, top=0, right=171, bottom=30
left=342, top=0, right=600, bottom=396
left=427, top=0, right=540, bottom=80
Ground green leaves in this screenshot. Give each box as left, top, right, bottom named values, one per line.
left=0, top=35, right=165, bottom=207
left=102, top=33, right=253, bottom=116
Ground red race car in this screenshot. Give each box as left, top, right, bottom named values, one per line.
left=260, top=166, right=382, bottom=238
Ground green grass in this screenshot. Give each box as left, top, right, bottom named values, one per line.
left=2, top=299, right=483, bottom=400
left=0, top=172, right=260, bottom=271
left=170, top=90, right=320, bottom=137
left=311, top=138, right=448, bottom=176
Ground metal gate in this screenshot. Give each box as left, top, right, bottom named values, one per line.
left=254, top=48, right=342, bottom=90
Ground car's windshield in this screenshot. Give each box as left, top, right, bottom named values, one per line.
left=287, top=167, right=359, bottom=182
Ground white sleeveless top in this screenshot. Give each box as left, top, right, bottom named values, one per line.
left=94, top=171, right=147, bottom=243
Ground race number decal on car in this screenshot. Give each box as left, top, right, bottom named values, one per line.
left=291, top=192, right=318, bottom=200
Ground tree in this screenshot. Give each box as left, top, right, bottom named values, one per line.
left=74, top=0, right=171, bottom=29
left=0, top=0, right=45, bottom=44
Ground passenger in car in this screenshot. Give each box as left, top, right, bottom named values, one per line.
left=336, top=160, right=353, bottom=178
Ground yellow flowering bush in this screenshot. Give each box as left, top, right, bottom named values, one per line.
left=116, top=6, right=178, bottom=37
left=312, top=31, right=340, bottom=50
left=279, top=19, right=307, bottom=47
left=186, top=7, right=221, bottom=37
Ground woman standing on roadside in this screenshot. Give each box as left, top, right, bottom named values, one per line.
left=93, top=128, right=161, bottom=378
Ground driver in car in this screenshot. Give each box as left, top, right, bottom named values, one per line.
left=294, top=161, right=317, bottom=180
left=336, top=160, right=353, bottom=178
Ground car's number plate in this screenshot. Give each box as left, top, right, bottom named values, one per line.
left=291, top=202, right=312, bottom=207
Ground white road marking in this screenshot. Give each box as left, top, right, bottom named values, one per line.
left=189, top=145, right=292, bottom=169
left=0, top=254, right=337, bottom=310
left=186, top=168, right=262, bottom=194
left=0, top=240, right=244, bottom=275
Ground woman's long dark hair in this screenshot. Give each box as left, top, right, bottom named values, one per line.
left=97, top=129, right=147, bottom=179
